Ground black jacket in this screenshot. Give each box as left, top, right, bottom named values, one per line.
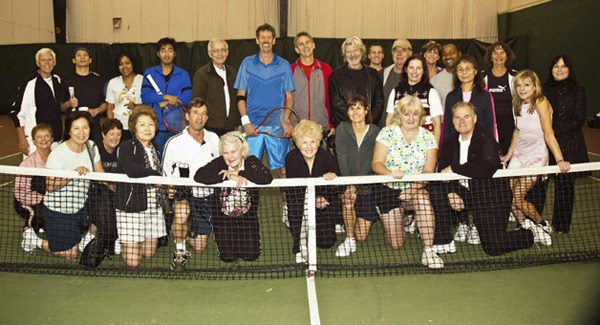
left=328, top=63, right=384, bottom=127
left=438, top=124, right=507, bottom=202
left=192, top=63, right=239, bottom=134
left=194, top=155, right=273, bottom=218
left=443, top=88, right=496, bottom=144
left=544, top=81, right=589, bottom=164
left=439, top=124, right=501, bottom=179
left=285, top=148, right=342, bottom=210
left=114, top=138, right=162, bottom=213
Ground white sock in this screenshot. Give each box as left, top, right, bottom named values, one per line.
left=423, top=247, right=433, bottom=253
left=176, top=241, right=186, bottom=251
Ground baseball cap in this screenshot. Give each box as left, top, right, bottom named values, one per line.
left=73, top=47, right=90, bottom=57
left=392, top=39, right=412, bottom=51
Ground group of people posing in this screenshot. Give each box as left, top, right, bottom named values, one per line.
left=11, top=23, right=588, bottom=271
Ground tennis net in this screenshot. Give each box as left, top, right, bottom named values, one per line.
left=1, top=162, right=599, bottom=279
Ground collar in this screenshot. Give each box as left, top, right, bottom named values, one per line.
left=253, top=53, right=282, bottom=66
left=295, top=58, right=323, bottom=70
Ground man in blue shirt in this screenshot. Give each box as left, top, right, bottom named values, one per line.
left=235, top=23, right=295, bottom=178
left=141, top=37, right=192, bottom=154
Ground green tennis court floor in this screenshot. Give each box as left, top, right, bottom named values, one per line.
left=1, top=261, right=598, bottom=324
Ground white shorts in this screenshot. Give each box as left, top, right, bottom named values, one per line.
left=116, top=189, right=166, bottom=243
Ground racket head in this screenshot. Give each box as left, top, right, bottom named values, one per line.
left=258, top=106, right=300, bottom=138
left=162, top=102, right=187, bottom=134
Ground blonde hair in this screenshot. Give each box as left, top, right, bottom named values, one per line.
left=341, top=36, right=366, bottom=62
left=35, top=48, right=56, bottom=64
left=391, top=95, right=426, bottom=127
left=292, top=119, right=323, bottom=144
left=512, top=70, right=544, bottom=116
left=220, top=131, right=250, bottom=158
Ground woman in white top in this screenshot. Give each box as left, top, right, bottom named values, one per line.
left=502, top=70, right=570, bottom=243
left=21, top=111, right=104, bottom=260
left=106, top=52, right=143, bottom=140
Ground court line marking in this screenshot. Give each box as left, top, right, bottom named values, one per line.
left=306, top=275, right=321, bottom=325
left=0, top=153, right=21, bottom=161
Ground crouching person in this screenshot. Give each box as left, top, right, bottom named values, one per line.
left=114, top=106, right=166, bottom=268
left=22, top=112, right=104, bottom=260
left=15, top=123, right=53, bottom=239
left=194, top=131, right=272, bottom=263
left=432, top=102, right=546, bottom=257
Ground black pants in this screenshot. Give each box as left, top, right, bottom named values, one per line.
left=288, top=207, right=338, bottom=254
left=13, top=199, right=44, bottom=232
left=88, top=184, right=118, bottom=253
left=431, top=179, right=534, bottom=256
left=212, top=214, right=260, bottom=262
left=551, top=174, right=577, bottom=233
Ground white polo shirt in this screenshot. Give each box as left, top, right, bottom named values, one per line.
left=162, top=127, right=220, bottom=197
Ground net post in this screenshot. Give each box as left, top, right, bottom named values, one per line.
left=307, top=182, right=318, bottom=277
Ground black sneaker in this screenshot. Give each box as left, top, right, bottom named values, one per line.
left=170, top=249, right=191, bottom=272
left=157, top=235, right=169, bottom=248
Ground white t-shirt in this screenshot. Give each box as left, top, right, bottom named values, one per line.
left=44, top=141, right=101, bottom=214
left=105, top=74, right=143, bottom=129
left=214, top=65, right=231, bottom=117
left=458, top=135, right=471, bottom=188
left=162, top=127, right=220, bottom=197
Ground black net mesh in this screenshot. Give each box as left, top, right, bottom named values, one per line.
left=1, top=164, right=599, bottom=279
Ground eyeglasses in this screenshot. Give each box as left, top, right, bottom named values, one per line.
left=210, top=48, right=228, bottom=54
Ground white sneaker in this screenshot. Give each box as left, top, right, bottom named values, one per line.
left=540, top=220, right=553, bottom=235
left=454, top=223, right=469, bottom=242
left=467, top=225, right=481, bottom=245
left=521, top=218, right=535, bottom=230
left=295, top=252, right=307, bottom=264
left=405, top=215, right=417, bottom=234
left=421, top=250, right=444, bottom=269
left=21, top=227, right=39, bottom=253
left=282, top=203, right=290, bottom=227
left=432, top=240, right=456, bottom=254
left=335, top=237, right=357, bottom=257
left=530, top=224, right=552, bottom=246
left=78, top=232, right=95, bottom=252
left=114, top=238, right=122, bottom=255
left=335, top=224, right=346, bottom=235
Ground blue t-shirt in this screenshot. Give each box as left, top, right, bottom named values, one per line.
left=234, top=54, right=295, bottom=125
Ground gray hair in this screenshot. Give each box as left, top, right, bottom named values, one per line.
left=35, top=48, right=56, bottom=64
left=341, top=36, right=366, bottom=62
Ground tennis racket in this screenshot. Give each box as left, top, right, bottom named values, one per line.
left=257, top=106, right=300, bottom=138
left=146, top=73, right=186, bottom=134
left=163, top=101, right=187, bottom=134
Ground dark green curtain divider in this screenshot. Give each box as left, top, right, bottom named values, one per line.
left=0, top=36, right=527, bottom=114
left=499, top=0, right=600, bottom=118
